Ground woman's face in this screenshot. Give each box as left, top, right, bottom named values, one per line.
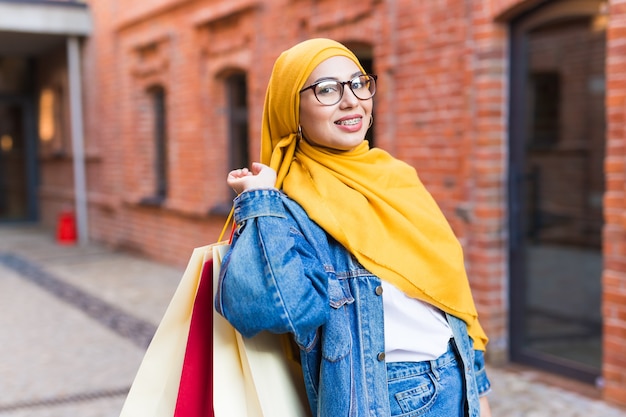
left=299, top=56, right=373, bottom=151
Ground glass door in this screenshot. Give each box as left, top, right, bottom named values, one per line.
left=0, top=98, right=37, bottom=222
left=509, top=1, right=606, bottom=383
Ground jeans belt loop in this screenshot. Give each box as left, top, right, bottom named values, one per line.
left=429, top=359, right=441, bottom=380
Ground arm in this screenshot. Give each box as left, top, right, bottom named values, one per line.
left=480, top=396, right=492, bottom=417
left=216, top=165, right=329, bottom=347
left=473, top=349, right=492, bottom=417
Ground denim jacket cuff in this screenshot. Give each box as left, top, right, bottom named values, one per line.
left=473, top=349, right=492, bottom=396
left=233, top=188, right=286, bottom=224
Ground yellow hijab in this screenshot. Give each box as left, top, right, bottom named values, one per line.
left=261, top=38, right=487, bottom=350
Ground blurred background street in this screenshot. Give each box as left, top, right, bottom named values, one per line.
left=3, top=0, right=626, bottom=408
left=1, top=224, right=625, bottom=417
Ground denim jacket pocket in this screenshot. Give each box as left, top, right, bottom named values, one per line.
left=321, top=278, right=354, bottom=362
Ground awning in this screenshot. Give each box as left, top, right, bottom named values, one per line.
left=0, top=1, right=92, bottom=56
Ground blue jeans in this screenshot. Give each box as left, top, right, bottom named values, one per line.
left=387, top=340, right=465, bottom=417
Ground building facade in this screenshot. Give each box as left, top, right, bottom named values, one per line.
left=1, top=0, right=625, bottom=407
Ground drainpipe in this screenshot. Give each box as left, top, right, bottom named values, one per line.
left=67, top=36, right=88, bottom=245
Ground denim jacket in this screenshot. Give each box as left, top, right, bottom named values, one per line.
left=215, top=189, right=491, bottom=417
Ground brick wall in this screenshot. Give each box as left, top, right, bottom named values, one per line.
left=604, top=0, right=626, bottom=406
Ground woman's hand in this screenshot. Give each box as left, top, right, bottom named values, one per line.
left=227, top=162, right=277, bottom=194
left=480, top=396, right=492, bottom=417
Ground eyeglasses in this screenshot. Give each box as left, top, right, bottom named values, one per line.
left=299, top=74, right=377, bottom=106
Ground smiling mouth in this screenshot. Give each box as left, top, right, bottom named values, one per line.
left=335, top=117, right=362, bottom=126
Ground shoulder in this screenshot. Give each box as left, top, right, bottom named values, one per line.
left=281, top=193, right=328, bottom=239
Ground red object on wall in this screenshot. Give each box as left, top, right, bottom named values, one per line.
left=56, top=211, right=77, bottom=245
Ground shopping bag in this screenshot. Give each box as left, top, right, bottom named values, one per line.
left=119, top=215, right=311, bottom=417
left=176, top=242, right=311, bottom=417
left=118, top=241, right=228, bottom=417
left=173, top=244, right=226, bottom=416
left=174, top=242, right=253, bottom=417
left=234, top=318, right=312, bottom=417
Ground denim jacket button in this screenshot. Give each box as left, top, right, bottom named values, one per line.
left=375, top=285, right=383, bottom=296
left=377, top=352, right=386, bottom=361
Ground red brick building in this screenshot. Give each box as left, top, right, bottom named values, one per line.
left=2, top=0, right=626, bottom=406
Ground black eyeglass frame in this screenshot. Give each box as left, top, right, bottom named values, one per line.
left=299, top=74, right=378, bottom=106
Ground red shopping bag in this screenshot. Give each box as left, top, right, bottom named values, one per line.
left=174, top=255, right=216, bottom=417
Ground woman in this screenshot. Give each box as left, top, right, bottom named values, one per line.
left=215, top=38, right=492, bottom=417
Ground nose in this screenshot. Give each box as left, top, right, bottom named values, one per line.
left=340, top=85, right=359, bottom=107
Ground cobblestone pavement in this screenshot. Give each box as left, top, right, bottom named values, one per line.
left=1, top=224, right=625, bottom=417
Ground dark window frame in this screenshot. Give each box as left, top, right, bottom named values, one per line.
left=508, top=3, right=603, bottom=385
left=210, top=72, right=249, bottom=216
left=140, top=85, right=168, bottom=206
left=226, top=72, right=249, bottom=173
left=528, top=71, right=560, bottom=149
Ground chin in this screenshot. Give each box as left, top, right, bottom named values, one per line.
left=337, top=140, right=365, bottom=151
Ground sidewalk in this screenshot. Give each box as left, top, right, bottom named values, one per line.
left=1, top=224, right=625, bottom=417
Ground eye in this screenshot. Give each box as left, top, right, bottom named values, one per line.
left=351, top=76, right=368, bottom=90
left=315, top=81, right=340, bottom=95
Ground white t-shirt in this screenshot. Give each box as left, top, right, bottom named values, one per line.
left=381, top=280, right=453, bottom=362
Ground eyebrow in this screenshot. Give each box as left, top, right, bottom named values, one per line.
left=312, top=71, right=364, bottom=84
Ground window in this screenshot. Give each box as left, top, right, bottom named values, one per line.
left=225, top=73, right=249, bottom=172
left=142, top=85, right=168, bottom=204
left=38, top=88, right=55, bottom=142
left=209, top=72, right=250, bottom=216
left=37, top=86, right=67, bottom=156
left=528, top=71, right=560, bottom=148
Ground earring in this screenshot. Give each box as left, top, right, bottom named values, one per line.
left=297, top=125, right=303, bottom=140
left=368, top=115, right=374, bottom=129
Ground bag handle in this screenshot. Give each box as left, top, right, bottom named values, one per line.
left=218, top=206, right=236, bottom=243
